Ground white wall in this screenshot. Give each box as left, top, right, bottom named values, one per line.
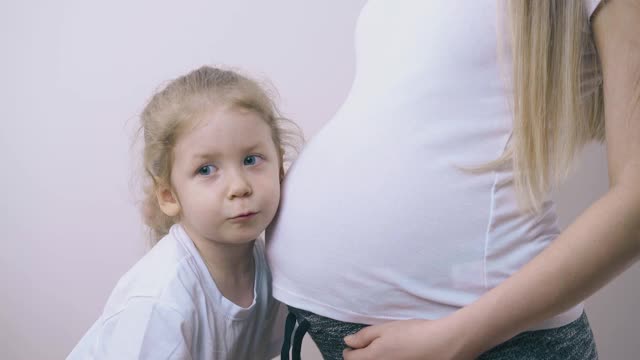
left=1, top=1, right=637, bottom=359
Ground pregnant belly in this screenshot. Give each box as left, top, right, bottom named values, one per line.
left=266, top=123, right=494, bottom=317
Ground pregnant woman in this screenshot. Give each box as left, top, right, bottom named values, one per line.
left=269, top=1, right=640, bottom=359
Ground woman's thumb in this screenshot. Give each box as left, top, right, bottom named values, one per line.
left=344, top=327, right=376, bottom=349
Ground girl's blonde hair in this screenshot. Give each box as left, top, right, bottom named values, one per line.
left=139, top=66, right=302, bottom=243
left=477, top=0, right=605, bottom=213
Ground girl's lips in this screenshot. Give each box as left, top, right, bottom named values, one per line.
left=230, top=212, right=258, bottom=220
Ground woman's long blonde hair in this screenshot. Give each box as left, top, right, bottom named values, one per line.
left=480, top=0, right=606, bottom=213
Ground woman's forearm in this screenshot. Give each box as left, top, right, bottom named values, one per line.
left=455, top=182, right=640, bottom=355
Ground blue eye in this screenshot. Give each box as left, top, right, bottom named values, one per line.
left=197, top=165, right=216, bottom=176
left=244, top=155, right=261, bottom=166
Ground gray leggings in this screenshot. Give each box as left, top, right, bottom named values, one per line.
left=281, top=306, right=598, bottom=360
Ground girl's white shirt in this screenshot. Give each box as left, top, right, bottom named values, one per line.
left=68, top=224, right=285, bottom=360
left=267, top=0, right=604, bottom=330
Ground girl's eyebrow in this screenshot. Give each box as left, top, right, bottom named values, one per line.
left=189, top=151, right=219, bottom=161
left=190, top=144, right=266, bottom=161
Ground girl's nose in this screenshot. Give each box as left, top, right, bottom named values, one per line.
left=227, top=170, right=253, bottom=199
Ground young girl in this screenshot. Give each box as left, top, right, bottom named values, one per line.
left=271, top=0, right=639, bottom=359
left=68, top=66, right=300, bottom=359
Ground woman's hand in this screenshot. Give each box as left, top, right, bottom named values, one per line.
left=342, top=315, right=481, bottom=360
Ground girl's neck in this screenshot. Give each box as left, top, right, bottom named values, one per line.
left=205, top=252, right=256, bottom=308
left=183, top=227, right=256, bottom=308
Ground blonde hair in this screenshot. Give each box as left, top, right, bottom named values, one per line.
left=476, top=0, right=605, bottom=213
left=138, top=66, right=302, bottom=243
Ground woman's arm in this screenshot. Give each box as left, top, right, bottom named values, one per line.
left=344, top=1, right=640, bottom=358
left=461, top=0, right=640, bottom=352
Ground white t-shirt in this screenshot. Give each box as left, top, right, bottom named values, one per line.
left=68, top=224, right=285, bottom=360
left=267, top=0, right=604, bottom=330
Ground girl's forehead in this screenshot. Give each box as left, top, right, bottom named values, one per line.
left=175, top=107, right=275, bottom=156
left=189, top=105, right=267, bottom=132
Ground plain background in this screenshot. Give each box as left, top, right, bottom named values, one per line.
left=1, top=1, right=638, bottom=359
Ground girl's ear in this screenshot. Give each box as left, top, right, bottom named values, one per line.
left=155, top=183, right=181, bottom=217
